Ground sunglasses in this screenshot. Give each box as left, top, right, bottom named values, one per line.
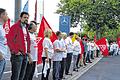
left=82, top=39, right=87, bottom=41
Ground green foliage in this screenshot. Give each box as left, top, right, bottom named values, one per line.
left=57, top=0, right=120, bottom=30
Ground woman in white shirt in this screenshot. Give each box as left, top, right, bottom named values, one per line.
left=24, top=21, right=38, bottom=80
left=41, top=29, right=53, bottom=80
left=73, top=37, right=81, bottom=71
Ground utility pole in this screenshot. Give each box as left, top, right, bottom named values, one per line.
left=15, top=0, right=21, bottom=22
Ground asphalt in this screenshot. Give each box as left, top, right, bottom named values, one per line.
left=78, top=55, right=120, bottom=80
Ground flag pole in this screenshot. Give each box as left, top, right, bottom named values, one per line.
left=43, top=0, right=44, bottom=16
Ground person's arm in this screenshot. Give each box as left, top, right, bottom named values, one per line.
left=0, top=51, right=3, bottom=60
left=43, top=39, right=49, bottom=63
left=7, top=25, right=19, bottom=54
left=54, top=41, right=65, bottom=53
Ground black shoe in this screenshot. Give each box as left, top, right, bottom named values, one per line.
left=76, top=66, right=80, bottom=69
left=89, top=61, right=92, bottom=63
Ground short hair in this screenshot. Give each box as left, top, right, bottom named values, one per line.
left=56, top=31, right=61, bottom=36
left=69, top=32, right=74, bottom=36
left=30, top=21, right=37, bottom=25
left=20, top=12, right=29, bottom=18
left=28, top=21, right=37, bottom=30
left=0, top=8, right=6, bottom=16
left=62, top=32, right=67, bottom=38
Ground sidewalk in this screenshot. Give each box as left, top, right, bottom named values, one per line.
left=33, top=57, right=102, bottom=80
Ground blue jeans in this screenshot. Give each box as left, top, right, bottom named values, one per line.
left=53, top=61, right=61, bottom=80
left=0, top=58, right=6, bottom=80
left=10, top=53, right=28, bottom=80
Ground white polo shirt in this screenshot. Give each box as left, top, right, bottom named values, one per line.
left=73, top=40, right=81, bottom=55
left=0, top=23, right=7, bottom=57
left=29, top=32, right=38, bottom=61
left=65, top=37, right=73, bottom=53
left=60, top=39, right=67, bottom=58
left=42, top=37, right=53, bottom=59
left=52, top=39, right=63, bottom=61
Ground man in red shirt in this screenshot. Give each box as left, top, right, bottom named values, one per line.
left=7, top=12, right=31, bottom=80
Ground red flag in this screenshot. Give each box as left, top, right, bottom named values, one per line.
left=3, top=19, right=11, bottom=39
left=117, top=38, right=120, bottom=48
left=37, top=16, right=57, bottom=64
left=79, top=39, right=84, bottom=59
left=34, top=0, right=37, bottom=21
left=95, top=37, right=109, bottom=57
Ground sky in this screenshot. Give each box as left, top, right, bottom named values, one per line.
left=0, top=0, right=60, bottom=32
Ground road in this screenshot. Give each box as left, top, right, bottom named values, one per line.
left=78, top=55, right=120, bottom=80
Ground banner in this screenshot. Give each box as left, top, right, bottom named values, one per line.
left=95, top=38, right=109, bottom=57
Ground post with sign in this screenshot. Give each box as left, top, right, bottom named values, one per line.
left=59, top=16, right=71, bottom=35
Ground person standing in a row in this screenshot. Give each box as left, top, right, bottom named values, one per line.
left=23, top=21, right=38, bottom=80
left=52, top=31, right=65, bottom=80
left=7, top=12, right=31, bottom=80
left=73, top=36, right=81, bottom=71
left=59, top=33, right=67, bottom=79
left=65, top=32, right=74, bottom=75
left=0, top=8, right=9, bottom=80
left=41, top=29, right=53, bottom=80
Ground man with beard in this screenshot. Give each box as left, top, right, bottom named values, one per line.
left=7, top=12, right=31, bottom=80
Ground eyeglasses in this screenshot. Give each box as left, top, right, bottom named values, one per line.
left=82, top=39, right=87, bottom=41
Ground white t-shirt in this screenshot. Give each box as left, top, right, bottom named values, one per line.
left=42, top=37, right=53, bottom=59
left=52, top=39, right=63, bottom=61
left=91, top=42, right=95, bottom=51
left=73, top=40, right=81, bottom=55
left=0, top=23, right=7, bottom=57
left=60, top=39, right=67, bottom=58
left=110, top=44, right=113, bottom=52
left=29, top=32, right=38, bottom=61
left=65, top=37, right=73, bottom=53
left=22, top=25, right=27, bottom=53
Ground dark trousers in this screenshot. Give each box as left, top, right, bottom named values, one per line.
left=41, top=57, right=51, bottom=80
left=10, top=53, right=28, bottom=80
left=86, top=51, right=91, bottom=62
left=91, top=51, right=94, bottom=59
left=96, top=50, right=99, bottom=57
left=23, top=61, right=36, bottom=80
left=53, top=61, right=61, bottom=80
left=83, top=52, right=86, bottom=65
left=60, top=58, right=66, bottom=79
left=65, top=53, right=72, bottom=74
left=76, top=54, right=80, bottom=68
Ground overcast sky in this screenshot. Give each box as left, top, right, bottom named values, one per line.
left=0, top=0, right=60, bottom=31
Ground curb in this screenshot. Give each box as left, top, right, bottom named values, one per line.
left=66, top=57, right=102, bottom=80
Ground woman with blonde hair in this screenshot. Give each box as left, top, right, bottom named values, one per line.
left=41, top=29, right=53, bottom=80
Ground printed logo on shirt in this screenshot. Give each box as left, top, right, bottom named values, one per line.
left=35, top=37, right=42, bottom=44
left=99, top=45, right=106, bottom=52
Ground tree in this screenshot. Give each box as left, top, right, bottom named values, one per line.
left=56, top=0, right=120, bottom=39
